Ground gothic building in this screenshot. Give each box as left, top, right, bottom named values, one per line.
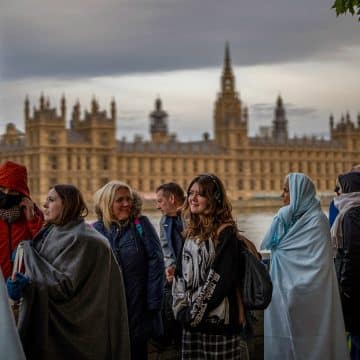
left=1, top=45, right=359, bottom=208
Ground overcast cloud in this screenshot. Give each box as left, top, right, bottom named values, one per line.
left=0, top=0, right=359, bottom=140
left=1, top=0, right=359, bottom=79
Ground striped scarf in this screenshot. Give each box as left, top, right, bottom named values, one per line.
left=0, top=206, right=22, bottom=223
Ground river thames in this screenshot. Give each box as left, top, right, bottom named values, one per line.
left=146, top=206, right=331, bottom=250
left=147, top=208, right=276, bottom=249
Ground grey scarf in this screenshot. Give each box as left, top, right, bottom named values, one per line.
left=331, top=192, right=360, bottom=250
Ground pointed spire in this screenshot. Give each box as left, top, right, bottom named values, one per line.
left=224, top=41, right=231, bottom=72
left=111, top=97, right=116, bottom=121
left=221, top=42, right=235, bottom=94
left=60, top=94, right=66, bottom=119
left=24, top=95, right=30, bottom=120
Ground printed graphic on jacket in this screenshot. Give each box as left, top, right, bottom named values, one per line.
left=173, top=238, right=229, bottom=327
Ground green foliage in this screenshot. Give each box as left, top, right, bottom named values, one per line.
left=332, top=0, right=360, bottom=20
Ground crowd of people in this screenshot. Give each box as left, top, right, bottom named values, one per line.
left=0, top=159, right=359, bottom=360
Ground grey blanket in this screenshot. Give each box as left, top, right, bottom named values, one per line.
left=18, top=219, right=130, bottom=360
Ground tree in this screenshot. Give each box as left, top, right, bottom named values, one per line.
left=332, top=0, right=360, bottom=20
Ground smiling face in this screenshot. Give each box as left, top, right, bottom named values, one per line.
left=43, top=188, right=64, bottom=224
left=188, top=182, right=208, bottom=215
left=112, top=187, right=132, bottom=221
left=281, top=177, right=290, bottom=205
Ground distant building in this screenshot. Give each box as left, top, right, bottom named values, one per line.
left=1, top=44, right=359, bottom=208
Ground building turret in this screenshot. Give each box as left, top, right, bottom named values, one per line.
left=331, top=111, right=359, bottom=150
left=60, top=94, right=66, bottom=120
left=150, top=97, right=169, bottom=143
left=71, top=100, right=81, bottom=128
left=329, top=113, right=334, bottom=130
left=91, top=97, right=99, bottom=114
left=111, top=98, right=116, bottom=122
left=24, top=96, right=30, bottom=121
left=214, top=42, right=247, bottom=149
left=39, top=93, right=45, bottom=110
left=272, top=95, right=288, bottom=142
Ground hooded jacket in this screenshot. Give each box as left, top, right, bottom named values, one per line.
left=334, top=172, right=360, bottom=334
left=0, top=161, right=43, bottom=279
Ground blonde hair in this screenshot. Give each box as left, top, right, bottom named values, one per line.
left=93, top=180, right=133, bottom=230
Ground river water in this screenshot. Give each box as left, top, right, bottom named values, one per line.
left=147, top=209, right=276, bottom=250
left=147, top=206, right=330, bottom=250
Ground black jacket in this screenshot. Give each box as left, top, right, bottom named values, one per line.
left=335, top=206, right=360, bottom=334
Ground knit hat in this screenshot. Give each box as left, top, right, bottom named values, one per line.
left=0, top=161, right=30, bottom=197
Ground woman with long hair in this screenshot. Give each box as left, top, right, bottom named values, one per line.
left=172, top=173, right=249, bottom=359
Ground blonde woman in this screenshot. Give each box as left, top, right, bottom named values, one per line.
left=93, top=181, right=164, bottom=360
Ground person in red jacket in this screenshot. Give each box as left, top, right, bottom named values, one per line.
left=0, top=161, right=43, bottom=279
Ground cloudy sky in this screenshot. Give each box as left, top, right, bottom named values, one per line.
left=1, top=0, right=359, bottom=141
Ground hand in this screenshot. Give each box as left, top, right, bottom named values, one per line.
left=19, top=197, right=35, bottom=221
left=6, top=272, right=30, bottom=301
left=165, top=266, right=175, bottom=283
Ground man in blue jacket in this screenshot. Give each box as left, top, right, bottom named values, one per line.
left=156, top=183, right=185, bottom=282
left=155, top=182, right=185, bottom=353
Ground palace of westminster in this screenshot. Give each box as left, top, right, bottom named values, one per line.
left=0, top=45, right=359, bottom=207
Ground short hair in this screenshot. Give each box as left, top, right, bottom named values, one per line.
left=93, top=180, right=133, bottom=230
left=52, top=184, right=88, bottom=225
left=156, top=182, right=185, bottom=204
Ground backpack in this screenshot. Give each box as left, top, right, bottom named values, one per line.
left=238, top=234, right=273, bottom=310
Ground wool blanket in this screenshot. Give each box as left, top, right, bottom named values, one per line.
left=18, top=219, right=130, bottom=360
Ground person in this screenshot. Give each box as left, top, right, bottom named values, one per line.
left=155, top=182, right=185, bottom=354
left=172, top=173, right=249, bottom=360
left=329, top=183, right=341, bottom=227
left=0, top=160, right=43, bottom=279
left=93, top=181, right=164, bottom=360
left=260, top=172, right=348, bottom=360
left=329, top=164, right=360, bottom=227
left=0, top=270, right=26, bottom=360
left=7, top=184, right=130, bottom=360
left=156, top=182, right=185, bottom=283
left=332, top=171, right=360, bottom=360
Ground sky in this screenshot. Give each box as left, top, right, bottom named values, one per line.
left=1, top=0, right=359, bottom=142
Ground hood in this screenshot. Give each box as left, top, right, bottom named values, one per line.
left=0, top=161, right=30, bottom=197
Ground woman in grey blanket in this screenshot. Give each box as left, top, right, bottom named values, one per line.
left=7, top=184, right=130, bottom=360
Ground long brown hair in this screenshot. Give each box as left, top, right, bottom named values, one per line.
left=183, top=173, right=235, bottom=242
left=52, top=184, right=88, bottom=225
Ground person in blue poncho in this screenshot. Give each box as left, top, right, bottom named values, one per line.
left=261, top=172, right=349, bottom=360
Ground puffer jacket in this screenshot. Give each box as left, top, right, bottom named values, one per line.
left=93, top=215, right=165, bottom=341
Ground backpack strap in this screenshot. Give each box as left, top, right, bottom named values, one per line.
left=134, top=217, right=144, bottom=238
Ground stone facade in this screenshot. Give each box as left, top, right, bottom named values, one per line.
left=1, top=45, right=359, bottom=209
